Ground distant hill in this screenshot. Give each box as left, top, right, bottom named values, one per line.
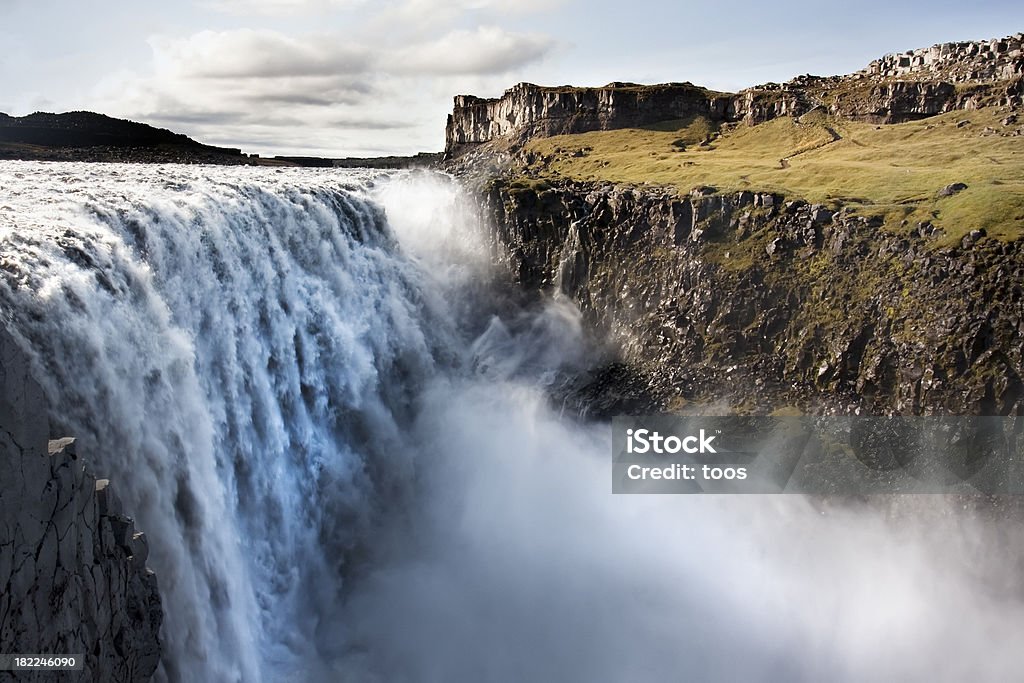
left=0, top=111, right=218, bottom=148
left=276, top=152, right=443, bottom=168
left=0, top=111, right=255, bottom=164
left=0, top=110, right=441, bottom=167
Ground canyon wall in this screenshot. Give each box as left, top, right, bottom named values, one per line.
left=483, top=179, right=1023, bottom=416
left=445, top=82, right=733, bottom=156
left=0, top=329, right=161, bottom=682
left=446, top=33, right=1024, bottom=155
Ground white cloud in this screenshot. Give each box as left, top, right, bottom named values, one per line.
left=393, top=0, right=566, bottom=25
left=149, top=30, right=371, bottom=79
left=86, top=7, right=558, bottom=157
left=391, top=26, right=555, bottom=75
left=201, top=0, right=368, bottom=16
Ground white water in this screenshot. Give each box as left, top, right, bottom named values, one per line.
left=1, top=162, right=1023, bottom=682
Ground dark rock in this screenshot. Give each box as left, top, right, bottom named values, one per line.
left=0, top=329, right=161, bottom=681
left=938, top=182, right=968, bottom=197
left=810, top=206, right=834, bottom=224
left=0, top=111, right=250, bottom=165
left=482, top=178, right=1024, bottom=415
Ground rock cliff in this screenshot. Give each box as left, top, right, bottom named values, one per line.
left=446, top=33, right=1024, bottom=155
left=446, top=82, right=732, bottom=156
left=0, top=329, right=161, bottom=682
left=452, top=31, right=1024, bottom=416
left=863, top=33, right=1024, bottom=83
left=483, top=179, right=1023, bottom=416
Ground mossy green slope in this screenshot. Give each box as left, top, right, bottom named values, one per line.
left=523, top=107, right=1024, bottom=242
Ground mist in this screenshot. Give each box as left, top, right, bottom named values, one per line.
left=338, top=171, right=1024, bottom=682
left=1, top=163, right=1022, bottom=682
left=336, top=344, right=1024, bottom=682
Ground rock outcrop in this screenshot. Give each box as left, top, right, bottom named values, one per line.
left=446, top=82, right=732, bottom=157
left=863, top=33, right=1024, bottom=83
left=483, top=179, right=1024, bottom=416
left=0, top=329, right=161, bottom=682
left=445, top=33, right=1024, bottom=155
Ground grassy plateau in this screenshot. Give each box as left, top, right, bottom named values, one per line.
left=522, top=107, right=1024, bottom=242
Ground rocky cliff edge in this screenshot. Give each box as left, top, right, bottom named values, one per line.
left=0, top=329, right=161, bottom=682
left=445, top=33, right=1024, bottom=157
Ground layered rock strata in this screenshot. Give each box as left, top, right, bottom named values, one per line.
left=483, top=179, right=1024, bottom=416
left=446, top=33, right=1024, bottom=154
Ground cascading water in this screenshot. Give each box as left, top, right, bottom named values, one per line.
left=2, top=162, right=1024, bottom=682
left=0, top=163, right=464, bottom=681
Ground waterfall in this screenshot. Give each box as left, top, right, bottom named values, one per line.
left=0, top=163, right=460, bottom=681
left=2, top=162, right=1024, bottom=682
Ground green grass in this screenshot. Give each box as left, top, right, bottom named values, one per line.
left=523, top=107, right=1024, bottom=241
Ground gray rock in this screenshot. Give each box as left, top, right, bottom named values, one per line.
left=811, top=205, right=834, bottom=224
left=485, top=176, right=1024, bottom=415
left=445, top=32, right=1024, bottom=160
left=691, top=185, right=718, bottom=196
left=0, top=328, right=161, bottom=682
left=938, top=182, right=968, bottom=197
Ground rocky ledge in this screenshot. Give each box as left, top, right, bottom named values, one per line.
left=0, top=329, right=161, bottom=682
left=446, top=33, right=1024, bottom=155
left=863, top=33, right=1024, bottom=82
left=483, top=179, right=1023, bottom=416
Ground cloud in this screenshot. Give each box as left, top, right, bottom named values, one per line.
left=96, top=70, right=377, bottom=122
left=97, top=30, right=380, bottom=121
left=201, top=0, right=368, bottom=15
left=149, top=109, right=410, bottom=131
left=149, top=30, right=371, bottom=79
left=391, top=26, right=555, bottom=75
left=327, top=116, right=412, bottom=129
left=250, top=85, right=372, bottom=108
left=391, top=0, right=567, bottom=27
left=89, top=19, right=556, bottom=156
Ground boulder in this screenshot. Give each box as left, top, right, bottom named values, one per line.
left=938, top=182, right=968, bottom=197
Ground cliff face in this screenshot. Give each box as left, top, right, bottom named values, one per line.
left=445, top=82, right=732, bottom=156
left=0, top=329, right=161, bottom=682
left=483, top=179, right=1024, bottom=415
left=445, top=33, right=1024, bottom=155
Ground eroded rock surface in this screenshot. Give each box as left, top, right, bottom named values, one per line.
left=446, top=33, right=1024, bottom=155
left=483, top=179, right=1024, bottom=415
left=0, top=329, right=161, bottom=682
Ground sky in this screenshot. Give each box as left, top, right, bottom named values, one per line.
left=1, top=0, right=1021, bottom=157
